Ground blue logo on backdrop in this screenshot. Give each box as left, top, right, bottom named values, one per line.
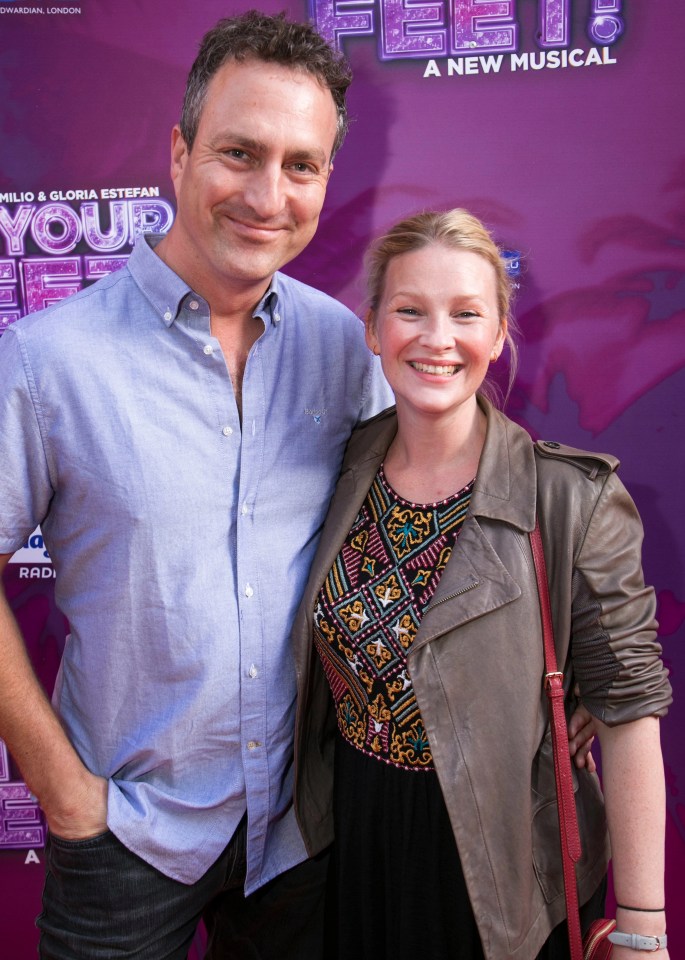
left=501, top=250, right=521, bottom=278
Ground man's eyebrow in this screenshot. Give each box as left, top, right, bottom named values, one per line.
left=209, top=132, right=266, bottom=152
left=286, top=146, right=329, bottom=167
left=209, top=132, right=329, bottom=167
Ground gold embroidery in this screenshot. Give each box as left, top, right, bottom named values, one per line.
left=338, top=600, right=369, bottom=633
left=386, top=506, right=432, bottom=559
left=390, top=719, right=432, bottom=767
left=350, top=530, right=368, bottom=553
left=374, top=574, right=402, bottom=608
left=437, top=545, right=452, bottom=572
left=392, top=613, right=416, bottom=649
left=365, top=636, right=392, bottom=669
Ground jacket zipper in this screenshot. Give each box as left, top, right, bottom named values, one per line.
left=425, top=579, right=479, bottom=611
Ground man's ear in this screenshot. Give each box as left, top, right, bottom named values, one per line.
left=364, top=310, right=380, bottom=356
left=170, top=126, right=189, bottom=197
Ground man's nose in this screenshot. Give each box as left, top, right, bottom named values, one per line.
left=243, top=164, right=287, bottom=219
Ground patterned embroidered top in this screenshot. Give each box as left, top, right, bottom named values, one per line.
left=314, top=466, right=473, bottom=771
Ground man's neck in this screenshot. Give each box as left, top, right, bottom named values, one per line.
left=153, top=231, right=273, bottom=327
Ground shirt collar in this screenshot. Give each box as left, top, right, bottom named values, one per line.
left=128, top=234, right=284, bottom=329
left=254, top=275, right=282, bottom=328
left=127, top=234, right=191, bottom=327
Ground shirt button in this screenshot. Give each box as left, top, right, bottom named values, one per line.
left=189, top=300, right=199, bottom=310
left=273, top=312, right=281, bottom=323
left=543, top=441, right=561, bottom=449
left=241, top=503, right=249, bottom=516
left=163, top=310, right=172, bottom=322
left=249, top=664, right=258, bottom=679
left=245, top=584, right=254, bottom=597
left=203, top=344, right=213, bottom=355
left=222, top=426, right=233, bottom=437
left=247, top=740, right=262, bottom=750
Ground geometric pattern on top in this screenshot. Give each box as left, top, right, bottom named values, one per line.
left=313, top=466, right=474, bottom=771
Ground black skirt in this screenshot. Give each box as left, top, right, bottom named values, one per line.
left=326, top=736, right=605, bottom=960
left=328, top=736, right=484, bottom=960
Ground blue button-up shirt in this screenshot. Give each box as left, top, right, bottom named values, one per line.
left=0, top=235, right=392, bottom=889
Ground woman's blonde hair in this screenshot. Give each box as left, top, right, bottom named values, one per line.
left=365, top=209, right=519, bottom=405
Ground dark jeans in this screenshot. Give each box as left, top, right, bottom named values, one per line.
left=37, top=821, right=329, bottom=960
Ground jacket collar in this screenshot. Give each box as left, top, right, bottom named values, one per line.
left=470, top=397, right=537, bottom=531
left=342, top=396, right=537, bottom=533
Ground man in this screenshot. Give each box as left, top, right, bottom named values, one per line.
left=0, top=12, right=391, bottom=959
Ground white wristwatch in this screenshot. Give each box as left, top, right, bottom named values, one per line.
left=607, top=931, right=667, bottom=952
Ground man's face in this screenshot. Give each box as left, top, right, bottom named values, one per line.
left=168, top=57, right=339, bottom=299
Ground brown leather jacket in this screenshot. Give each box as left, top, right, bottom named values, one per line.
left=292, top=398, right=671, bottom=959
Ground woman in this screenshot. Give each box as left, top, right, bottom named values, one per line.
left=292, top=210, right=671, bottom=959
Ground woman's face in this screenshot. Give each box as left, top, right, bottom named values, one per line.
left=366, top=243, right=506, bottom=423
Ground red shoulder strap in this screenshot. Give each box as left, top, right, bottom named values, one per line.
left=529, top=519, right=584, bottom=960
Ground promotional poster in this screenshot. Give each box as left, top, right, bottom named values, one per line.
left=1, top=2, right=683, bottom=956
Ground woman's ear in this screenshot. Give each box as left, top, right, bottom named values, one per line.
left=493, top=317, right=508, bottom=360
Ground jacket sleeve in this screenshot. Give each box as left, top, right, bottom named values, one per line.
left=570, top=470, right=672, bottom=724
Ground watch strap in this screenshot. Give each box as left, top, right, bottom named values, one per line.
left=607, top=931, right=667, bottom=951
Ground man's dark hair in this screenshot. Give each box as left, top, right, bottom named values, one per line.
left=180, top=10, right=352, bottom=157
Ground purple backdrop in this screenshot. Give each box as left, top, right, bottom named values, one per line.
left=1, top=2, right=683, bottom=957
